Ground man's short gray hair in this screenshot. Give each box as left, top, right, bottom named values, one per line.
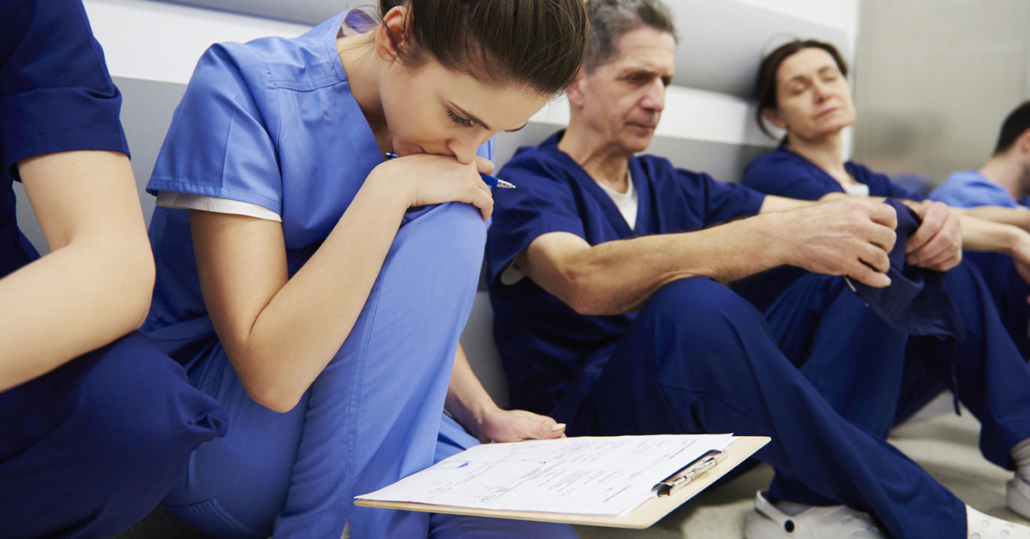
left=585, top=0, right=678, bottom=72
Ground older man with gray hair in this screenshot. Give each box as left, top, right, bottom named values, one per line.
left=485, top=1, right=1030, bottom=538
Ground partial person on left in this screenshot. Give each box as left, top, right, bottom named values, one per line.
left=0, top=1, right=228, bottom=538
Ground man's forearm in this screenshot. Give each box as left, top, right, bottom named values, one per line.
left=535, top=214, right=788, bottom=316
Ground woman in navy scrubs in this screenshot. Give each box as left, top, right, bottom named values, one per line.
left=741, top=38, right=1030, bottom=524
left=0, top=1, right=228, bottom=537
left=142, top=1, right=588, bottom=538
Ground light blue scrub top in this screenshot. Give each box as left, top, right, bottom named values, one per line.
left=930, top=169, right=1030, bottom=209
left=142, top=13, right=493, bottom=363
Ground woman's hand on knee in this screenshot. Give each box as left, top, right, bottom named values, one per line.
left=472, top=408, right=567, bottom=443
left=369, top=154, right=494, bottom=220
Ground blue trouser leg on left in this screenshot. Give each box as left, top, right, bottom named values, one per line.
left=0, top=332, right=227, bottom=539
left=572, top=278, right=966, bottom=539
left=759, top=273, right=909, bottom=507
left=428, top=415, right=579, bottom=539
left=161, top=202, right=489, bottom=539
left=896, top=260, right=1030, bottom=468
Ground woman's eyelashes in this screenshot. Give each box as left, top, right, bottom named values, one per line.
left=447, top=109, right=475, bottom=128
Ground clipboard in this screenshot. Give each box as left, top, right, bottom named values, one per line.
left=355, top=435, right=769, bottom=529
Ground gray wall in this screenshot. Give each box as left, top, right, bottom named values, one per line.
left=852, top=0, right=1030, bottom=184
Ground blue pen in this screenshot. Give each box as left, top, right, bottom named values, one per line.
left=385, top=152, right=516, bottom=189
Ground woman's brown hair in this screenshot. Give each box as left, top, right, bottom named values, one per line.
left=378, top=0, right=589, bottom=96
left=755, top=39, right=849, bottom=137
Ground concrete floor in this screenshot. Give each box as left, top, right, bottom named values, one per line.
left=117, top=397, right=1028, bottom=538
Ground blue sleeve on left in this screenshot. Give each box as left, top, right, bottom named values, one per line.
left=0, top=0, right=128, bottom=181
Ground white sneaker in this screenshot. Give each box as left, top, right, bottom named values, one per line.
left=967, top=504, right=1030, bottom=538
left=1008, top=474, right=1030, bottom=521
left=745, top=491, right=885, bottom=538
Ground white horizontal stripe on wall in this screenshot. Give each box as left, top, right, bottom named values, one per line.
left=531, top=86, right=779, bottom=148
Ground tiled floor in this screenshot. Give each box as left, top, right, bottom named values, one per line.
left=118, top=399, right=1027, bottom=538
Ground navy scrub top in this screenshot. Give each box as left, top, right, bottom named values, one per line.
left=486, top=130, right=766, bottom=420
left=742, top=145, right=924, bottom=202
left=735, top=145, right=924, bottom=310
left=0, top=0, right=128, bottom=279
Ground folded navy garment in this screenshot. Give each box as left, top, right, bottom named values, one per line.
left=850, top=199, right=964, bottom=339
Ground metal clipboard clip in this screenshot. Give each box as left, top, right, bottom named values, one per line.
left=651, top=449, right=726, bottom=498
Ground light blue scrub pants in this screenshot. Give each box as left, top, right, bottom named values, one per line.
left=162, top=203, right=577, bottom=539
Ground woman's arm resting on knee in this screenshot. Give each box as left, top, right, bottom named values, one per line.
left=951, top=212, right=1030, bottom=303
left=902, top=200, right=1030, bottom=273
left=516, top=198, right=897, bottom=316
left=0, top=151, right=155, bottom=392
left=192, top=155, right=494, bottom=413
left=445, top=344, right=565, bottom=442
left=958, top=205, right=1030, bottom=233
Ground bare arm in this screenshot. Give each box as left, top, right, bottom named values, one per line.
left=898, top=200, right=1030, bottom=272
left=192, top=155, right=494, bottom=413
left=446, top=344, right=565, bottom=442
left=0, top=151, right=155, bottom=392
left=958, top=206, right=1030, bottom=233
left=957, top=213, right=1029, bottom=255
left=516, top=198, right=897, bottom=316
left=956, top=213, right=1030, bottom=304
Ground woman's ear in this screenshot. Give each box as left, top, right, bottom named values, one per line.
left=375, top=5, right=409, bottom=63
left=762, top=107, right=786, bottom=130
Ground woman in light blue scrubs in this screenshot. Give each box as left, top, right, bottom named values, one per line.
left=141, top=2, right=588, bottom=537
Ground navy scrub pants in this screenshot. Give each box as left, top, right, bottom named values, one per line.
left=571, top=276, right=967, bottom=539
left=160, top=203, right=578, bottom=539
left=0, top=331, right=228, bottom=539
left=892, top=259, right=1030, bottom=465
left=961, top=251, right=1030, bottom=361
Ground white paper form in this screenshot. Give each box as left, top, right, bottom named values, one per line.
left=356, top=434, right=734, bottom=517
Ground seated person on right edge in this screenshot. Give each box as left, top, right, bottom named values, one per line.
left=485, top=1, right=1030, bottom=538
left=740, top=43, right=1030, bottom=364
left=931, top=101, right=1030, bottom=357
left=739, top=40, right=1030, bottom=530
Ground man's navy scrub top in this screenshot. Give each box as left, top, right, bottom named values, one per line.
left=486, top=130, right=766, bottom=419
